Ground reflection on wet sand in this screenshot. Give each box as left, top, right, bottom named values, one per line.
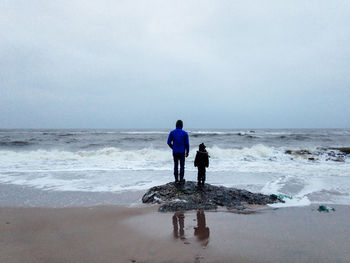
left=172, top=211, right=185, bottom=240
left=172, top=210, right=210, bottom=247
left=194, top=210, right=210, bottom=247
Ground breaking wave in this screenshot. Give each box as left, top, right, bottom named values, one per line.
left=0, top=140, right=32, bottom=147
left=0, top=144, right=349, bottom=206
left=0, top=144, right=348, bottom=172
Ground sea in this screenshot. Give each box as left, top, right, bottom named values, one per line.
left=0, top=129, right=349, bottom=208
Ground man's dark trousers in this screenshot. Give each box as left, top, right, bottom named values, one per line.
left=173, top=152, right=185, bottom=182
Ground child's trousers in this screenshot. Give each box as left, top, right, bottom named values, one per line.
left=197, top=167, right=206, bottom=184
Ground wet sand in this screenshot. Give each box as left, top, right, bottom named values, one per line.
left=1, top=205, right=350, bottom=263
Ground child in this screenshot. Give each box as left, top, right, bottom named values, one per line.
left=194, top=143, right=209, bottom=185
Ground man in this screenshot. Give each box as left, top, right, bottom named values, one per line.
left=167, top=120, right=190, bottom=183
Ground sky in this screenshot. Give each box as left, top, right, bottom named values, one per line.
left=1, top=0, right=350, bottom=129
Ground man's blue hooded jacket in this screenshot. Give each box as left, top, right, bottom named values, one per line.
left=167, top=127, right=190, bottom=154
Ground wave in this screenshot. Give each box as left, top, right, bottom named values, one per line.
left=0, top=145, right=349, bottom=205
left=0, top=144, right=285, bottom=162
left=0, top=145, right=348, bottom=167
left=56, top=133, right=77, bottom=137
left=119, top=131, right=169, bottom=134
left=120, top=137, right=155, bottom=142
left=0, top=140, right=32, bottom=147
left=121, top=130, right=253, bottom=135
left=0, top=147, right=171, bottom=164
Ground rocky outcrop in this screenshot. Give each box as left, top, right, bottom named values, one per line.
left=142, top=181, right=283, bottom=212
left=330, top=147, right=350, bottom=155
left=285, top=147, right=350, bottom=162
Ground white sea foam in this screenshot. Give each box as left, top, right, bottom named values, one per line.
left=1, top=145, right=348, bottom=172
left=1, top=145, right=349, bottom=177
left=119, top=131, right=169, bottom=134
left=268, top=196, right=312, bottom=208
left=189, top=131, right=239, bottom=135
left=1, top=144, right=349, bottom=206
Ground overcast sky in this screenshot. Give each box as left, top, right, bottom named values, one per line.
left=1, top=0, right=349, bottom=129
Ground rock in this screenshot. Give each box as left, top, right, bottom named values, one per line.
left=295, top=149, right=311, bottom=155
left=142, top=181, right=283, bottom=212
left=285, top=147, right=349, bottom=163
left=317, top=205, right=335, bottom=212
left=284, top=149, right=311, bottom=155
left=334, top=157, right=345, bottom=162
left=330, top=147, right=350, bottom=155
left=270, top=194, right=292, bottom=201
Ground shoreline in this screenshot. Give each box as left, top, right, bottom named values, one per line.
left=2, top=182, right=348, bottom=210
left=1, top=204, right=349, bottom=263
left=0, top=183, right=146, bottom=208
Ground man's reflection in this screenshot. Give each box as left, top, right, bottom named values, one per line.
left=172, top=211, right=185, bottom=240
left=194, top=210, right=210, bottom=247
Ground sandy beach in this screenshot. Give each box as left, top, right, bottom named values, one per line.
left=1, top=204, right=349, bottom=263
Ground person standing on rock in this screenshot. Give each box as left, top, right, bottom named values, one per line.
left=167, top=120, right=190, bottom=183
left=194, top=143, right=209, bottom=186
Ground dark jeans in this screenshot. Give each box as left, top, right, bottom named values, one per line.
left=173, top=152, right=185, bottom=181
left=197, top=166, right=206, bottom=184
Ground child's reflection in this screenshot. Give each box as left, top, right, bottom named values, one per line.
left=194, top=210, right=210, bottom=247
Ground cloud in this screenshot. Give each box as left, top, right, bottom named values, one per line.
left=1, top=0, right=350, bottom=128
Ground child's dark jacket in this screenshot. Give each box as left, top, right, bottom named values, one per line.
left=194, top=151, right=209, bottom=168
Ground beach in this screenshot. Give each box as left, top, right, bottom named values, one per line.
left=1, top=129, right=350, bottom=262
left=1, top=204, right=350, bottom=263
left=2, top=0, right=350, bottom=260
